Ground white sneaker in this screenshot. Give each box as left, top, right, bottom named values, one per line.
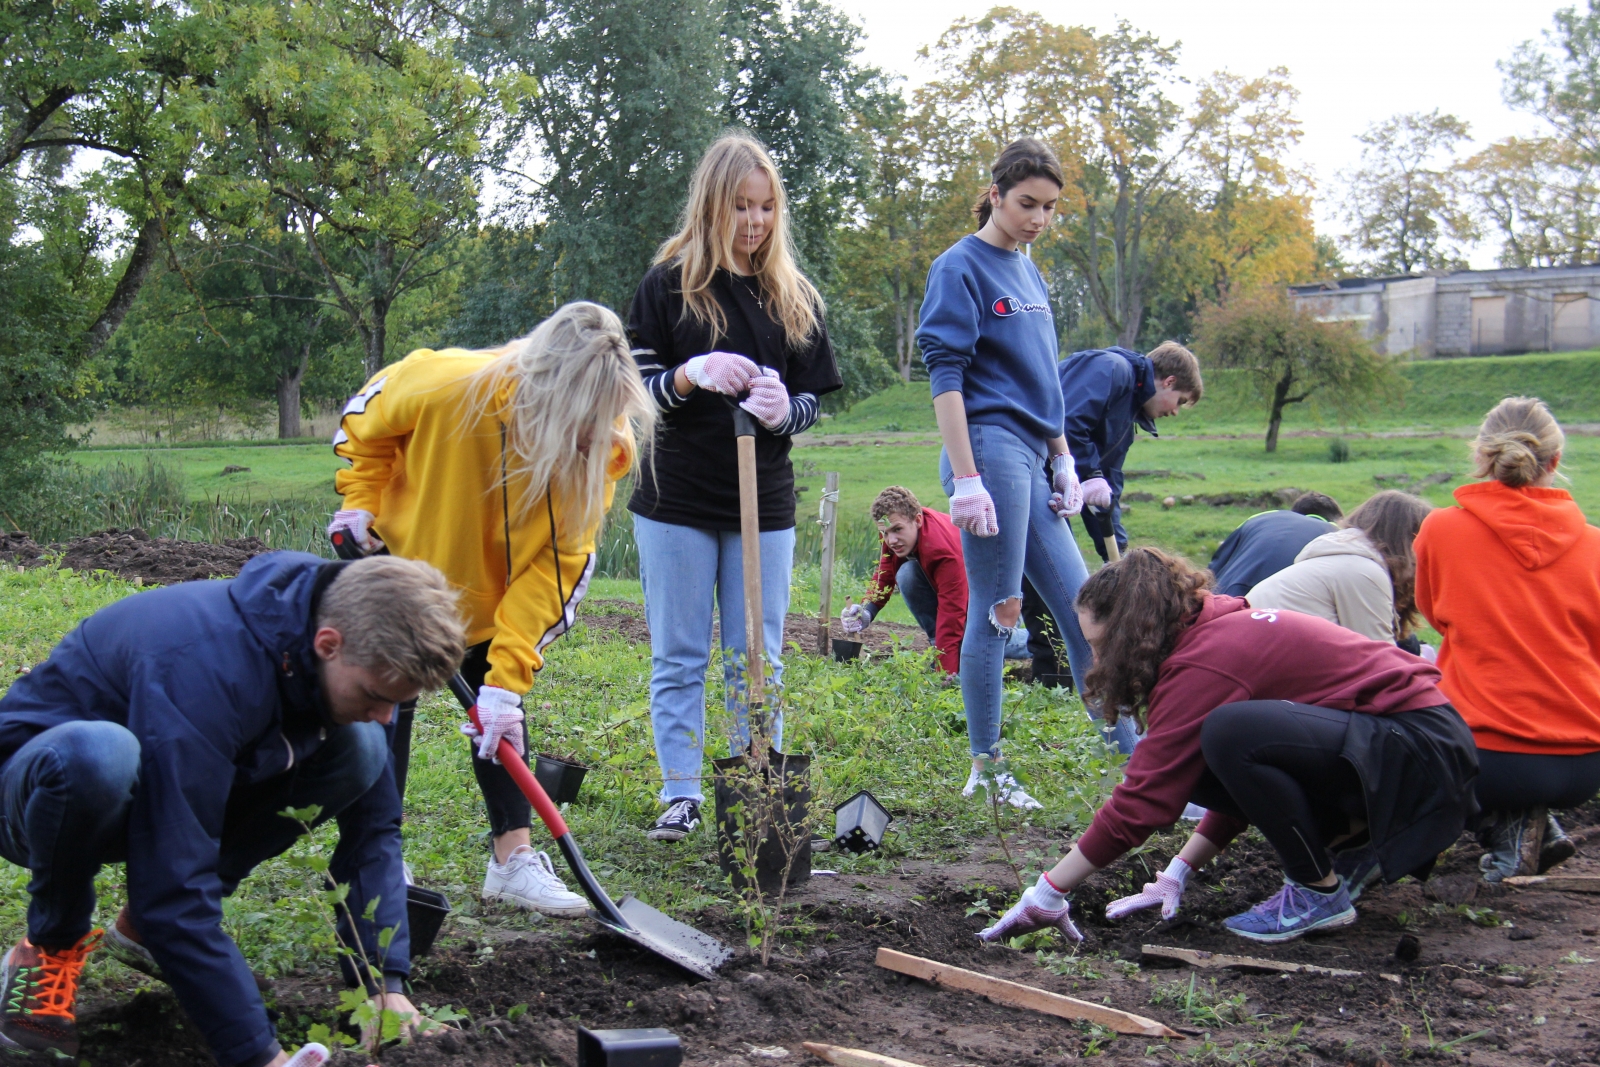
left=964, top=765, right=1043, bottom=810
left=963, top=764, right=982, bottom=797
left=482, top=847, right=587, bottom=917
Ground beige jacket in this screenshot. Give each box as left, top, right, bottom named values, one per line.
left=1245, top=526, right=1396, bottom=642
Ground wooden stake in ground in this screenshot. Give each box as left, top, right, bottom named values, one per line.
left=803, top=1042, right=932, bottom=1067
left=1504, top=874, right=1600, bottom=892
left=875, top=948, right=1181, bottom=1038
left=816, top=471, right=839, bottom=658
left=1141, top=944, right=1362, bottom=978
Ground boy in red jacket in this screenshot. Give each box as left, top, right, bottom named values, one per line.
left=841, top=486, right=1029, bottom=674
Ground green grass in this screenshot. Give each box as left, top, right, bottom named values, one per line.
left=71, top=442, right=344, bottom=503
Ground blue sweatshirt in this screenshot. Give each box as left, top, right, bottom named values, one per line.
left=918, top=235, right=1064, bottom=455
left=0, top=554, right=408, bottom=1067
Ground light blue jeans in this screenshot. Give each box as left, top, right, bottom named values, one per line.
left=941, top=424, right=1141, bottom=757
left=634, top=513, right=794, bottom=803
left=895, top=559, right=1031, bottom=660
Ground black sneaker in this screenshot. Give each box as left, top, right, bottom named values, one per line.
left=1332, top=843, right=1382, bottom=902
left=647, top=798, right=701, bottom=842
left=1540, top=812, right=1576, bottom=873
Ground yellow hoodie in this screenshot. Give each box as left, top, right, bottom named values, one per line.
left=333, top=347, right=632, bottom=693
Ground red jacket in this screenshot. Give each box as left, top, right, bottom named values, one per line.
left=1415, top=482, right=1600, bottom=755
left=865, top=507, right=967, bottom=673
left=1076, top=593, right=1447, bottom=868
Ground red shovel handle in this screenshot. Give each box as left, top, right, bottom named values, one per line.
left=466, top=703, right=569, bottom=837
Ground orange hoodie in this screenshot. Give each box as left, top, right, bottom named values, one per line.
left=1414, top=482, right=1600, bottom=754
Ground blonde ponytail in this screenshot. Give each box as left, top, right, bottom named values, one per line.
left=1472, top=397, right=1565, bottom=488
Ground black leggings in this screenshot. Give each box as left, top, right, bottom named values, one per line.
left=1475, top=748, right=1600, bottom=812
left=1197, top=701, right=1368, bottom=884
left=392, top=640, right=532, bottom=837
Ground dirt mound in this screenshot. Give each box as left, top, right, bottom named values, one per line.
left=580, top=599, right=930, bottom=659
left=3, top=527, right=267, bottom=584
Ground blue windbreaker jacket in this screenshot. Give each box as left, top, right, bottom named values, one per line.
left=0, top=553, right=407, bottom=1067
left=1058, top=347, right=1159, bottom=548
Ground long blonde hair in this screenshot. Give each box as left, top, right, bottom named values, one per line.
left=467, top=302, right=655, bottom=543
left=1473, top=396, right=1566, bottom=488
left=655, top=131, right=820, bottom=347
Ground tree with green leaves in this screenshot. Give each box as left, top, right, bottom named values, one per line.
left=1338, top=111, right=1477, bottom=274
left=1194, top=287, right=1401, bottom=453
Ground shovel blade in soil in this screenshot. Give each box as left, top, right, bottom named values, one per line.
left=593, top=895, right=733, bottom=981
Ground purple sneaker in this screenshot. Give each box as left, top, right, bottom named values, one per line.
left=1223, top=879, right=1356, bottom=943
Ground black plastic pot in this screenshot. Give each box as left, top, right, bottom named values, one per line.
left=534, top=753, right=587, bottom=804
left=832, top=789, right=893, bottom=854
left=832, top=639, right=863, bottom=662
left=712, top=747, right=812, bottom=896
left=577, top=1026, right=682, bottom=1067
left=405, top=885, right=451, bottom=957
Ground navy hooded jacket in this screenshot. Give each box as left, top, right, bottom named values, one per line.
left=0, top=552, right=408, bottom=1067
left=1058, top=347, right=1158, bottom=548
left=1208, top=509, right=1338, bottom=596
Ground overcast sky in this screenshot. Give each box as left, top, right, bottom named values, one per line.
left=833, top=0, right=1572, bottom=267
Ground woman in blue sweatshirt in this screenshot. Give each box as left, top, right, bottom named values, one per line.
left=919, top=139, right=1135, bottom=809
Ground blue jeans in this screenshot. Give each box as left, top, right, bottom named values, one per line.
left=941, top=424, right=1140, bottom=757
left=896, top=559, right=1030, bottom=660
left=0, top=719, right=388, bottom=949
left=634, top=513, right=795, bottom=803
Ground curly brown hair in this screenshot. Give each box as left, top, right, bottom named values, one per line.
left=1343, top=490, right=1433, bottom=638
left=1077, top=548, right=1212, bottom=729
left=871, top=485, right=923, bottom=524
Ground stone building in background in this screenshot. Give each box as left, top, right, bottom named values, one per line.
left=1289, top=264, right=1600, bottom=357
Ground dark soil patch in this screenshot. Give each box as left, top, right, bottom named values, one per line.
left=74, top=809, right=1600, bottom=1067
left=2, top=527, right=266, bottom=584
left=579, top=598, right=930, bottom=660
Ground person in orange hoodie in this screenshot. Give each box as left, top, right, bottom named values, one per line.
left=1415, top=396, right=1600, bottom=881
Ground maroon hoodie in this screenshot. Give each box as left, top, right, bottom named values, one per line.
left=865, top=507, right=967, bottom=674
left=1075, top=594, right=1447, bottom=868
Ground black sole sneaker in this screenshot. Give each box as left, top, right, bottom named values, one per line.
left=647, top=798, right=701, bottom=842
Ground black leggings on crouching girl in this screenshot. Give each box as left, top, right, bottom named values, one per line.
left=1192, top=700, right=1477, bottom=886
left=1475, top=748, right=1600, bottom=812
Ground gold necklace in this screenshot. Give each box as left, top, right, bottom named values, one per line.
left=735, top=272, right=764, bottom=309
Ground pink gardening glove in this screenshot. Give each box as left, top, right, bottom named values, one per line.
left=683, top=351, right=759, bottom=395
left=1048, top=453, right=1083, bottom=517
left=950, top=474, right=998, bottom=537
left=1080, top=476, right=1113, bottom=510
left=977, top=874, right=1083, bottom=943
left=1107, top=872, right=1187, bottom=921
left=327, top=509, right=382, bottom=552
left=739, top=368, right=790, bottom=430
left=284, top=1043, right=330, bottom=1067
left=458, top=685, right=526, bottom=764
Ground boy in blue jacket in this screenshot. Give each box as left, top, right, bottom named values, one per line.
left=0, top=552, right=465, bottom=1066
left=1059, top=342, right=1203, bottom=559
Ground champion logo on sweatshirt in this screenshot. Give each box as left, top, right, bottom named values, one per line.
left=991, top=295, right=1050, bottom=317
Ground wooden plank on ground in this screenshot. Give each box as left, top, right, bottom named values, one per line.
left=874, top=947, right=1182, bottom=1038
left=1141, top=944, right=1363, bottom=978
left=1504, top=874, right=1600, bottom=892
left=803, top=1041, right=932, bottom=1067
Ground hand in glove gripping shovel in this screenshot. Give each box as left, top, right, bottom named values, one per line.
left=459, top=685, right=526, bottom=765
left=977, top=873, right=1083, bottom=943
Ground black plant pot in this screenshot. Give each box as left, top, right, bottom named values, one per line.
left=711, top=747, right=812, bottom=896
left=534, top=753, right=587, bottom=804
left=405, top=885, right=451, bottom=957
left=832, top=789, right=893, bottom=854
left=577, top=1026, right=682, bottom=1067
left=832, top=639, right=863, bottom=662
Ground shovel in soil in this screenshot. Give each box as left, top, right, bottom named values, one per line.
left=332, top=528, right=731, bottom=978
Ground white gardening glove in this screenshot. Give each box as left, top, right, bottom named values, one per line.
left=1106, top=857, right=1192, bottom=921
left=327, top=509, right=382, bottom=552
left=949, top=474, right=999, bottom=537
left=739, top=367, right=790, bottom=430
left=977, top=873, right=1083, bottom=943
left=683, top=351, right=759, bottom=395
left=1048, top=453, right=1083, bottom=517
left=458, top=685, right=525, bottom=764
left=1080, top=476, right=1113, bottom=510
left=1419, top=643, right=1438, bottom=663
left=284, top=1043, right=331, bottom=1067
left=840, top=602, right=875, bottom=634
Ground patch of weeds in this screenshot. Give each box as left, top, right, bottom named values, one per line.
left=1149, top=973, right=1254, bottom=1028
left=1561, top=950, right=1595, bottom=964
left=1457, top=904, right=1508, bottom=928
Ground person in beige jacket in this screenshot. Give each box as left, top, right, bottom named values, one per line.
left=1247, top=490, right=1434, bottom=644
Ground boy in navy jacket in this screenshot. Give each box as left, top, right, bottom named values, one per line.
left=1059, top=342, right=1203, bottom=559
left=0, top=553, right=465, bottom=1066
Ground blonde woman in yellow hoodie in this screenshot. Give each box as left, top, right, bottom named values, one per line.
left=328, top=302, right=654, bottom=917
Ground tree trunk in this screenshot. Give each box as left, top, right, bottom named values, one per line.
left=81, top=213, right=164, bottom=361
left=1265, top=365, right=1295, bottom=453
left=276, top=342, right=310, bottom=439
left=892, top=264, right=911, bottom=382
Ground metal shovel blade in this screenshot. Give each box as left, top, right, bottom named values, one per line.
left=592, top=895, right=733, bottom=981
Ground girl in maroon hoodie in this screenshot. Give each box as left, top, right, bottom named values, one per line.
left=978, top=548, right=1476, bottom=944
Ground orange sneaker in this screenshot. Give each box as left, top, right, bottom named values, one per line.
left=0, top=929, right=102, bottom=1056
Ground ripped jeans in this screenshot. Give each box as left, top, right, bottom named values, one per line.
left=941, top=423, right=1140, bottom=758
